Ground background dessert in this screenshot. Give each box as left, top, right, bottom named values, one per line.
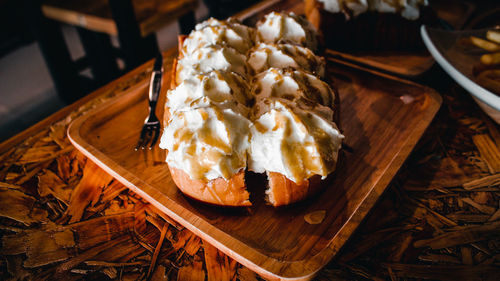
left=304, top=0, right=438, bottom=51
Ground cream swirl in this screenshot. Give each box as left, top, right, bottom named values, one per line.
left=256, top=12, right=319, bottom=51
left=182, top=17, right=255, bottom=55
left=175, top=44, right=247, bottom=85
left=250, top=68, right=335, bottom=110
left=247, top=43, right=326, bottom=77
left=317, top=0, right=428, bottom=20
left=160, top=104, right=251, bottom=181
left=248, top=99, right=344, bottom=184
left=166, top=70, right=251, bottom=114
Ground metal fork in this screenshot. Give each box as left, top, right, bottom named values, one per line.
left=135, top=53, right=163, bottom=150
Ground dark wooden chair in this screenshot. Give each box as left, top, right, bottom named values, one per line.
left=23, top=0, right=197, bottom=103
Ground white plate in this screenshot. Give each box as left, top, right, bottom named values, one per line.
left=421, top=25, right=500, bottom=123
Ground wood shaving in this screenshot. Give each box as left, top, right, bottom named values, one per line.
left=304, top=210, right=326, bottom=224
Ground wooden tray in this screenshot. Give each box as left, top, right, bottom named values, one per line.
left=68, top=58, right=441, bottom=280
left=237, top=0, right=475, bottom=78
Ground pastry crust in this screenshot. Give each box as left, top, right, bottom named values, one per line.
left=267, top=172, right=326, bottom=206
left=169, top=166, right=251, bottom=207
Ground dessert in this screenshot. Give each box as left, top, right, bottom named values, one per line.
left=304, top=0, right=437, bottom=51
left=160, top=13, right=344, bottom=207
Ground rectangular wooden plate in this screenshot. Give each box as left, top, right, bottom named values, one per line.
left=237, top=0, right=475, bottom=77
left=68, top=58, right=441, bottom=280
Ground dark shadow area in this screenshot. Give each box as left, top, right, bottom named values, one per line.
left=0, top=88, right=65, bottom=142
left=203, top=0, right=260, bottom=20
left=0, top=0, right=34, bottom=59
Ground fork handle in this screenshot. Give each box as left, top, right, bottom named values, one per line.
left=148, top=69, right=162, bottom=117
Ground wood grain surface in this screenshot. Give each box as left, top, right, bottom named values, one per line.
left=67, top=57, right=442, bottom=280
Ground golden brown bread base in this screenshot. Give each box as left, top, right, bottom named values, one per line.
left=267, top=172, right=326, bottom=206
left=168, top=166, right=251, bottom=207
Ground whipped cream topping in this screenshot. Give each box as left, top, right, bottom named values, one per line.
left=162, top=13, right=344, bottom=184
left=400, top=0, right=428, bottom=20
left=317, top=0, right=428, bottom=20
left=248, top=99, right=344, bottom=183
left=370, top=0, right=396, bottom=13
left=182, top=18, right=254, bottom=55
left=318, top=0, right=368, bottom=18
left=160, top=104, right=251, bottom=181
left=167, top=70, right=251, bottom=114
left=256, top=12, right=318, bottom=51
left=175, top=44, right=247, bottom=85
left=248, top=43, right=326, bottom=77
left=250, top=68, right=335, bottom=110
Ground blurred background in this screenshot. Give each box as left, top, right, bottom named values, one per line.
left=0, top=0, right=260, bottom=142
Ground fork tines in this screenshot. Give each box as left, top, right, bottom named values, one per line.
left=135, top=121, right=160, bottom=151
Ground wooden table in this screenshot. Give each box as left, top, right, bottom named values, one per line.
left=1, top=1, right=499, bottom=280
